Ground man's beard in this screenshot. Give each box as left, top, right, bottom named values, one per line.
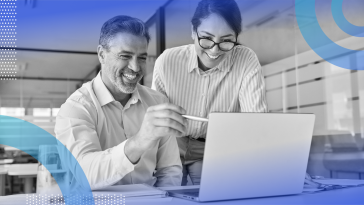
left=114, top=73, right=143, bottom=94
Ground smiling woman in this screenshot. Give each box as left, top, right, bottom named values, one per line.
left=192, top=13, right=237, bottom=71
left=152, top=0, right=268, bottom=186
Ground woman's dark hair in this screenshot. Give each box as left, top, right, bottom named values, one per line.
left=191, top=0, right=242, bottom=36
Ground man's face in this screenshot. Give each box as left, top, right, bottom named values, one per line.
left=98, top=32, right=148, bottom=94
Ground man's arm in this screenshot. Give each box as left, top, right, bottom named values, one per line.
left=124, top=103, right=187, bottom=163
left=239, top=53, right=268, bottom=112
left=56, top=100, right=187, bottom=189
left=154, top=136, right=182, bottom=187
left=55, top=100, right=135, bottom=190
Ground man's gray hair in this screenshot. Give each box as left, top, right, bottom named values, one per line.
left=99, top=15, right=150, bottom=50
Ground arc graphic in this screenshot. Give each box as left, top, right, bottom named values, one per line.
left=295, top=0, right=364, bottom=70
left=0, top=115, right=95, bottom=205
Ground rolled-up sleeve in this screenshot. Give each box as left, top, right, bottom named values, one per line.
left=55, top=98, right=135, bottom=190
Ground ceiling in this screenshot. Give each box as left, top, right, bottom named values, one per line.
left=0, top=0, right=363, bottom=108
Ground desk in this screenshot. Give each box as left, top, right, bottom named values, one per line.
left=0, top=186, right=363, bottom=205
left=324, top=152, right=364, bottom=178
left=7, top=164, right=38, bottom=194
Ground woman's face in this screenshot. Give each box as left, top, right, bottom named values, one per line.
left=192, top=13, right=237, bottom=70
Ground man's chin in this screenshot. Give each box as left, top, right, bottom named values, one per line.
left=117, top=84, right=137, bottom=94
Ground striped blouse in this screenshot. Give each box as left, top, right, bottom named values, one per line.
left=152, top=44, right=268, bottom=139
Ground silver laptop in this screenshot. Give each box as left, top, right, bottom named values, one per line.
left=168, top=113, right=315, bottom=202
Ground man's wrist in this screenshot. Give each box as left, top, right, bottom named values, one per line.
left=124, top=137, right=143, bottom=164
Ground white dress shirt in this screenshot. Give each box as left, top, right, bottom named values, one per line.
left=55, top=73, right=182, bottom=190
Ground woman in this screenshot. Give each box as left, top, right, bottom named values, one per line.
left=152, top=0, right=268, bottom=185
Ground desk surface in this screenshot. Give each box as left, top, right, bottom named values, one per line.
left=7, top=163, right=38, bottom=176
left=0, top=185, right=363, bottom=205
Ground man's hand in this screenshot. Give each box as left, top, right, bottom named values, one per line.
left=124, top=103, right=187, bottom=163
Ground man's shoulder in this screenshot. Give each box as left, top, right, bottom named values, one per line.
left=55, top=81, right=98, bottom=128
left=60, top=81, right=98, bottom=114
left=137, top=84, right=168, bottom=105
left=67, top=82, right=93, bottom=104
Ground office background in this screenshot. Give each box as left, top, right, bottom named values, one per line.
left=0, top=0, right=363, bottom=195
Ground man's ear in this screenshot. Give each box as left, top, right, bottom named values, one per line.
left=191, top=25, right=195, bottom=41
left=97, top=45, right=106, bottom=64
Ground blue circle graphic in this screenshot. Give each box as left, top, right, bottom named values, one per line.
left=295, top=0, right=364, bottom=70
left=332, top=0, right=364, bottom=37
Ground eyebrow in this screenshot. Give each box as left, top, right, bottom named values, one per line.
left=118, top=50, right=148, bottom=56
left=200, top=31, right=234, bottom=38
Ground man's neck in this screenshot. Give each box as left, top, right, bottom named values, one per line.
left=114, top=92, right=131, bottom=107
left=100, top=72, right=132, bottom=106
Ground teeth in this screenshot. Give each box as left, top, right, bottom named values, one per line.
left=206, top=53, right=219, bottom=59
left=123, top=74, right=136, bottom=80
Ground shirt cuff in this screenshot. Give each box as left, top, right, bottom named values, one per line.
left=111, top=140, right=135, bottom=176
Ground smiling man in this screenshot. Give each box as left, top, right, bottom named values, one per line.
left=55, top=15, right=187, bottom=190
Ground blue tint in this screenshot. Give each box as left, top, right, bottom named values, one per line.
left=0, top=115, right=94, bottom=205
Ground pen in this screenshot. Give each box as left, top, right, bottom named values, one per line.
left=182, top=115, right=209, bottom=122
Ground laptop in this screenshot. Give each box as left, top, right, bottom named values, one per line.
left=168, top=113, right=315, bottom=202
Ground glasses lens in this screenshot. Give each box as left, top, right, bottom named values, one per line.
left=199, top=39, right=214, bottom=49
left=219, top=42, right=235, bottom=51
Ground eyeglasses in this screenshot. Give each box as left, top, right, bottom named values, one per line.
left=196, top=32, right=238, bottom=52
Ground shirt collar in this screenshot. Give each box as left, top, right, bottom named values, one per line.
left=93, top=72, right=142, bottom=107
left=187, top=44, right=234, bottom=74
left=93, top=72, right=115, bottom=106
left=132, top=84, right=142, bottom=104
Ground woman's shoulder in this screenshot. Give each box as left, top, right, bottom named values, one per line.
left=160, top=44, right=194, bottom=59
left=233, top=45, right=258, bottom=59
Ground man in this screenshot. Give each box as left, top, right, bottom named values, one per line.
left=55, top=15, right=187, bottom=190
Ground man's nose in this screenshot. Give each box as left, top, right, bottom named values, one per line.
left=128, top=58, right=140, bottom=72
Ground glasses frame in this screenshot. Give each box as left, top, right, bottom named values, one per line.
left=196, top=32, right=238, bottom=52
